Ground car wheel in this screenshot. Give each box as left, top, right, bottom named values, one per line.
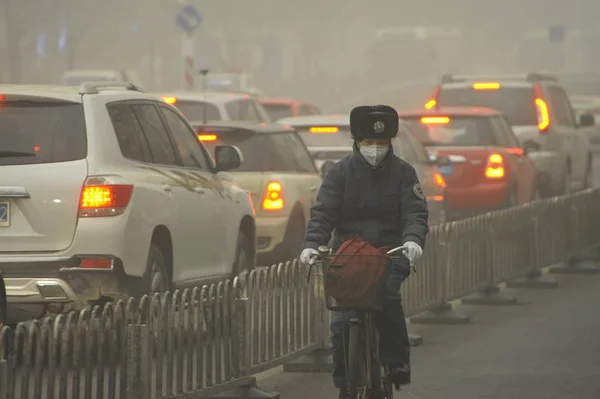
left=584, top=159, right=593, bottom=189
left=142, top=243, right=170, bottom=295
left=232, top=232, right=252, bottom=277
left=505, top=187, right=518, bottom=208
left=562, top=169, right=572, bottom=195
left=0, top=276, right=6, bottom=330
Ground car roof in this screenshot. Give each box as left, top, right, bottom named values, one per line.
left=277, top=114, right=349, bottom=127
left=0, top=83, right=156, bottom=103
left=398, top=106, right=502, bottom=117
left=154, top=91, right=253, bottom=103
left=189, top=120, right=292, bottom=134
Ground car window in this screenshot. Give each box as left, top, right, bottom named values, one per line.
left=225, top=99, right=260, bottom=122
left=132, top=104, right=179, bottom=166
left=283, top=132, right=318, bottom=173
left=107, top=103, right=153, bottom=163
left=251, top=100, right=270, bottom=122
left=263, top=104, right=294, bottom=121
left=159, top=106, right=210, bottom=169
left=491, top=117, right=521, bottom=147
left=0, top=100, right=87, bottom=166
left=548, top=86, right=577, bottom=128
left=300, top=104, right=317, bottom=116
left=265, top=134, right=298, bottom=172
left=403, top=116, right=497, bottom=147
left=171, top=100, right=221, bottom=122
left=438, top=87, right=537, bottom=126
left=404, top=132, right=430, bottom=163
left=295, top=126, right=355, bottom=147
left=198, top=129, right=266, bottom=171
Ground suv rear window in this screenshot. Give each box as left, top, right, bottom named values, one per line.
left=295, top=126, right=354, bottom=147
left=402, top=116, right=496, bottom=147
left=263, top=104, right=293, bottom=121
left=0, top=101, right=87, bottom=166
left=172, top=100, right=221, bottom=122
left=437, top=87, right=537, bottom=126
left=197, top=129, right=267, bottom=171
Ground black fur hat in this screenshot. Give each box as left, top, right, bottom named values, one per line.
left=349, top=105, right=399, bottom=140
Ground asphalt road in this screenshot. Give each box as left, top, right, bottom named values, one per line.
left=256, top=270, right=600, bottom=399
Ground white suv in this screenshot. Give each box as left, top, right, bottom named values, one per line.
left=0, top=82, right=256, bottom=322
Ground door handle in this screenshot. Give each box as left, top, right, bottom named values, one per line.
left=309, top=186, right=317, bottom=192
left=162, top=184, right=172, bottom=193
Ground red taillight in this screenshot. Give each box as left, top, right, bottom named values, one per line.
left=262, top=181, right=284, bottom=211
left=79, top=179, right=134, bottom=217
left=533, top=84, right=550, bottom=133
left=485, top=153, right=505, bottom=179
left=433, top=173, right=447, bottom=188
left=0, top=94, right=5, bottom=100
left=507, top=147, right=524, bottom=156
left=79, top=258, right=113, bottom=269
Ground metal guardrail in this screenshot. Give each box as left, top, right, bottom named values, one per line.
left=1, top=189, right=599, bottom=399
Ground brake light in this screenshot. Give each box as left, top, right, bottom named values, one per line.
left=79, top=179, right=134, bottom=217
left=162, top=96, right=176, bottom=104
left=433, top=173, right=447, bottom=188
left=472, top=82, right=500, bottom=90
left=198, top=134, right=217, bottom=141
left=34, top=146, right=40, bottom=152
left=533, top=83, right=550, bottom=133
left=421, top=116, right=450, bottom=124
left=535, top=98, right=550, bottom=132
left=507, top=147, right=524, bottom=156
left=262, top=181, right=284, bottom=211
left=485, top=154, right=505, bottom=179
left=310, top=126, right=338, bottom=133
left=0, top=94, right=4, bottom=100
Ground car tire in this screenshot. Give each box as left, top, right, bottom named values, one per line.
left=141, top=243, right=170, bottom=296
left=282, top=212, right=305, bottom=263
left=584, top=157, right=593, bottom=189
left=562, top=168, right=572, bottom=195
left=232, top=232, right=253, bottom=277
left=504, top=186, right=518, bottom=208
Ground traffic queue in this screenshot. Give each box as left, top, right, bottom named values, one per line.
left=0, top=70, right=597, bottom=327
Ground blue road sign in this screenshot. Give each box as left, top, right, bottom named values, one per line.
left=176, top=5, right=202, bottom=35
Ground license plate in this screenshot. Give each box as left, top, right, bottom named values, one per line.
left=438, top=165, right=454, bottom=176
left=0, top=200, right=9, bottom=227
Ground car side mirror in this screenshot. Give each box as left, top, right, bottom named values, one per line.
left=214, top=145, right=243, bottom=172
left=432, top=155, right=451, bottom=167
left=579, top=113, right=595, bottom=127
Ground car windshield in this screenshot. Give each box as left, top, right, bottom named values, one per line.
left=196, top=129, right=265, bottom=171
left=263, top=104, right=293, bottom=121
left=172, top=100, right=221, bottom=122
left=437, top=87, right=537, bottom=126
left=294, top=126, right=354, bottom=148
left=402, top=116, right=495, bottom=147
left=0, top=100, right=87, bottom=165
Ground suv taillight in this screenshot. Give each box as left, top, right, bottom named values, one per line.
left=262, top=181, right=284, bottom=211
left=79, top=177, right=134, bottom=217
left=533, top=83, right=550, bottom=133
left=485, top=154, right=505, bottom=179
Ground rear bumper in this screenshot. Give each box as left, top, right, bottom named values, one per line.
left=256, top=215, right=289, bottom=255
left=0, top=256, right=134, bottom=322
left=445, top=181, right=509, bottom=213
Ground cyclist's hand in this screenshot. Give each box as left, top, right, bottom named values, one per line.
left=300, top=248, right=319, bottom=265
left=402, top=241, right=422, bottom=264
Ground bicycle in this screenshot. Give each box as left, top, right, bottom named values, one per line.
left=309, top=244, right=412, bottom=399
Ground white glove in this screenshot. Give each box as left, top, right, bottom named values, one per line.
left=402, top=241, right=423, bottom=264
left=300, top=248, right=319, bottom=265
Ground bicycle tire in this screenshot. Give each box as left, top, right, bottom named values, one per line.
left=347, top=320, right=364, bottom=398
left=368, top=317, right=394, bottom=399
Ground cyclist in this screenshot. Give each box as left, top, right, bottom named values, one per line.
left=300, top=105, right=429, bottom=398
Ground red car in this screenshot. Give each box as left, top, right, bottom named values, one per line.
left=399, top=107, right=538, bottom=221
left=259, top=98, right=321, bottom=122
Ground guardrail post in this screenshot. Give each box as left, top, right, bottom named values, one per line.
left=551, top=203, right=600, bottom=274
left=410, top=224, right=471, bottom=325
left=462, top=229, right=518, bottom=306
left=125, top=324, right=150, bottom=399
left=0, top=359, right=8, bottom=399
left=507, top=215, right=559, bottom=289
left=283, top=261, right=333, bottom=373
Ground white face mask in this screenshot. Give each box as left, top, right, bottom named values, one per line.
left=360, top=145, right=389, bottom=166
